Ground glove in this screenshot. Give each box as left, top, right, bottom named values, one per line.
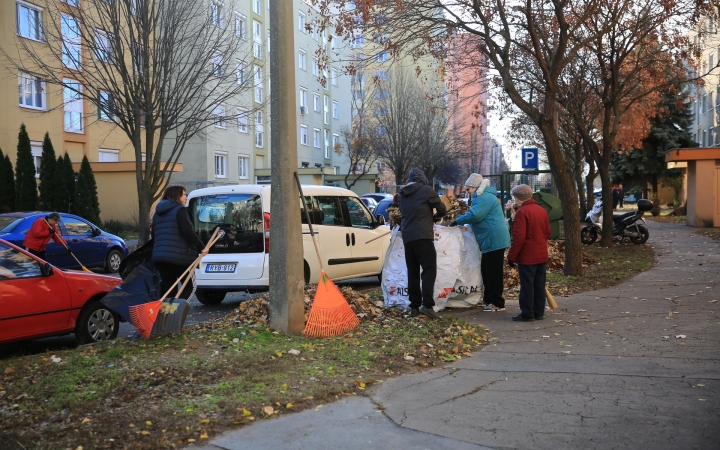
left=507, top=259, right=516, bottom=268
left=449, top=221, right=458, bottom=227
left=48, top=227, right=55, bottom=234
left=432, top=214, right=442, bottom=223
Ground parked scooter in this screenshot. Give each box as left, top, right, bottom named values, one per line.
left=581, top=199, right=652, bottom=245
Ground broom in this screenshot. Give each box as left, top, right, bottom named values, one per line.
left=44, top=218, right=92, bottom=273
left=545, top=286, right=558, bottom=310
left=295, top=173, right=359, bottom=338
left=129, top=228, right=221, bottom=338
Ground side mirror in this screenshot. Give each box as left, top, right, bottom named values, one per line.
left=376, top=215, right=386, bottom=226
left=41, top=262, right=54, bottom=277
left=92, top=228, right=102, bottom=236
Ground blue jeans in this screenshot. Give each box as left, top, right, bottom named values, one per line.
left=518, top=263, right=547, bottom=319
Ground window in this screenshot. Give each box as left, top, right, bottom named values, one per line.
left=375, top=89, right=389, bottom=99
left=323, top=95, right=330, bottom=124
left=333, top=133, right=339, bottom=152
left=254, top=65, right=263, bottom=103
left=238, top=155, right=249, bottom=179
left=352, top=90, right=365, bottom=100
left=210, top=1, right=223, bottom=27
left=377, top=126, right=386, bottom=136
left=352, top=72, right=365, bottom=83
left=31, top=141, right=41, bottom=177
left=299, top=50, right=307, bottom=70
left=332, top=100, right=339, bottom=119
left=235, top=13, right=246, bottom=39
left=18, top=73, right=45, bottom=110
left=314, top=197, right=344, bottom=227
left=62, top=14, right=81, bottom=70
left=300, top=125, right=308, bottom=145
left=214, top=153, right=227, bottom=178
left=300, top=88, right=308, bottom=109
left=252, top=0, right=261, bottom=14
left=375, top=52, right=389, bottom=62
left=237, top=108, right=249, bottom=133
left=346, top=197, right=373, bottom=229
left=98, top=149, right=119, bottom=162
left=212, top=54, right=223, bottom=76
left=253, top=20, right=262, bottom=59
left=375, top=107, right=388, bottom=117
left=376, top=70, right=389, bottom=80
left=298, top=12, right=306, bottom=31
left=311, top=26, right=319, bottom=41
left=62, top=0, right=79, bottom=6
left=350, top=35, right=364, bottom=48
left=331, top=68, right=338, bottom=86
left=95, top=30, right=114, bottom=63
left=213, top=105, right=226, bottom=128
left=313, top=128, right=321, bottom=148
left=98, top=91, right=114, bottom=121
left=331, top=36, right=338, bottom=54
left=255, top=111, right=264, bottom=147
left=711, top=52, right=715, bottom=70
left=17, top=1, right=43, bottom=41
left=0, top=243, right=42, bottom=280
left=312, top=59, right=320, bottom=76
left=236, top=60, right=246, bottom=84
left=313, top=93, right=321, bottom=112
left=324, top=129, right=330, bottom=158
left=64, top=79, right=83, bottom=133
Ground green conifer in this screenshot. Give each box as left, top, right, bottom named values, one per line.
left=15, top=123, right=38, bottom=211
left=0, top=148, right=16, bottom=212
left=38, top=133, right=59, bottom=211
left=56, top=153, right=76, bottom=213
left=75, top=155, right=102, bottom=226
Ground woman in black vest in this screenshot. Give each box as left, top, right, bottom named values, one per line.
left=151, top=185, right=208, bottom=299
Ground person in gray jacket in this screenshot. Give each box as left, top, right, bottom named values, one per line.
left=398, top=168, right=446, bottom=319
left=152, top=185, right=208, bottom=299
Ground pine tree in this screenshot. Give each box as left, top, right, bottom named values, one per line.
left=38, top=133, right=59, bottom=211
left=56, top=153, right=76, bottom=213
left=15, top=123, right=38, bottom=211
left=0, top=148, right=16, bottom=212
left=74, top=155, right=102, bottom=226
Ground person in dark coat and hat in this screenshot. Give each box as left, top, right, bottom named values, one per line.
left=397, top=168, right=446, bottom=319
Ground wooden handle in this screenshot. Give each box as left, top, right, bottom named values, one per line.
left=545, top=287, right=558, bottom=310
left=365, top=231, right=391, bottom=244
left=157, top=228, right=221, bottom=302
left=294, top=172, right=324, bottom=272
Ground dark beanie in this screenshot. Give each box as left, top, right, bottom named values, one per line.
left=407, top=168, right=428, bottom=185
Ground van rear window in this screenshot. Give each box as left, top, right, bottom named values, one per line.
left=189, top=194, right=263, bottom=254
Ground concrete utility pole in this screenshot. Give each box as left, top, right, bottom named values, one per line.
left=268, top=0, right=305, bottom=333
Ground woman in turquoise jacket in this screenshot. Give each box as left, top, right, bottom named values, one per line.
left=450, top=174, right=511, bottom=311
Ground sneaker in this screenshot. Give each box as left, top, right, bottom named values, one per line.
left=534, top=315, right=544, bottom=320
left=511, top=314, right=534, bottom=322
left=483, top=304, right=506, bottom=312
left=409, top=308, right=419, bottom=318
left=419, top=306, right=440, bottom=320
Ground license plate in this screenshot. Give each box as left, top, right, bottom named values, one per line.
left=205, top=264, right=236, bottom=273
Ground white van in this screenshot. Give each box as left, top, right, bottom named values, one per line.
left=186, top=185, right=391, bottom=304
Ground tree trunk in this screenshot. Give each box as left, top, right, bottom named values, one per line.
left=598, top=166, right=614, bottom=247
left=574, top=143, right=586, bottom=218
left=138, top=191, right=152, bottom=245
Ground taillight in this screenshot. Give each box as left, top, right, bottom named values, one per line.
left=263, top=212, right=270, bottom=253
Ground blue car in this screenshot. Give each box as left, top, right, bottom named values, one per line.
left=0, top=212, right=128, bottom=273
left=374, top=198, right=393, bottom=222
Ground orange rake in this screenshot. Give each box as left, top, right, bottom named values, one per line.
left=295, top=172, right=359, bottom=338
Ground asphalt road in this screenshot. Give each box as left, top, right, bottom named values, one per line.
left=0, top=276, right=380, bottom=360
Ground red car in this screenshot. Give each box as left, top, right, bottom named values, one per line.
left=0, top=239, right=122, bottom=345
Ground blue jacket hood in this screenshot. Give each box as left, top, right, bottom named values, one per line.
left=156, top=199, right=181, bottom=216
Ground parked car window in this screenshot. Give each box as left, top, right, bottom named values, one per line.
left=188, top=193, right=263, bottom=254
left=0, top=243, right=42, bottom=280
left=0, top=216, right=23, bottom=233
left=299, top=196, right=324, bottom=225
left=375, top=199, right=392, bottom=219
left=315, top=196, right=345, bottom=226
left=62, top=217, right=93, bottom=235
left=345, top=197, right=374, bottom=229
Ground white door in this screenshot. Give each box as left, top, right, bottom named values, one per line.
left=310, top=196, right=352, bottom=280
left=344, top=197, right=385, bottom=277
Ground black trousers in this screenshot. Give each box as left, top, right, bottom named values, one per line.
left=155, top=262, right=194, bottom=299
left=26, top=248, right=46, bottom=260
left=518, top=263, right=547, bottom=319
left=403, top=239, right=437, bottom=309
left=481, top=248, right=506, bottom=308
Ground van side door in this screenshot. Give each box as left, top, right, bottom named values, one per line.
left=343, top=196, right=385, bottom=277
left=310, top=196, right=352, bottom=280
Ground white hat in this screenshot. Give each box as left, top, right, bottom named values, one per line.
left=465, top=173, right=483, bottom=188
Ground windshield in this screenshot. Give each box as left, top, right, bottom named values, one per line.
left=188, top=193, right=263, bottom=254
left=375, top=200, right=391, bottom=219
left=0, top=216, right=23, bottom=233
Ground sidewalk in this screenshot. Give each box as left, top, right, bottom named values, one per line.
left=197, top=221, right=720, bottom=450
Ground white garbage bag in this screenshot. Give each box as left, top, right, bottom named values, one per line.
left=381, top=225, right=482, bottom=311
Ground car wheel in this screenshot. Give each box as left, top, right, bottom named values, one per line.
left=76, top=301, right=119, bottom=344
left=195, top=289, right=226, bottom=305
left=104, top=249, right=124, bottom=273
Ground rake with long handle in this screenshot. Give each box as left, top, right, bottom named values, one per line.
left=44, top=218, right=92, bottom=273
left=294, top=173, right=323, bottom=271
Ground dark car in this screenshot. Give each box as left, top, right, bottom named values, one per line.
left=360, top=197, right=378, bottom=212
left=0, top=212, right=129, bottom=273
left=374, top=198, right=393, bottom=222
left=362, top=193, right=393, bottom=203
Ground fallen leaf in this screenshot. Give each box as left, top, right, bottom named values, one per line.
left=288, top=349, right=301, bottom=355
left=141, top=430, right=151, bottom=435
left=81, top=418, right=91, bottom=424
left=403, top=355, right=415, bottom=361
left=187, top=439, right=195, bottom=442
left=675, top=335, right=686, bottom=339
left=200, top=419, right=209, bottom=424
left=146, top=421, right=152, bottom=426
left=286, top=403, right=293, bottom=409
left=263, top=405, right=274, bottom=415
left=50, top=356, right=62, bottom=363
left=242, top=408, right=251, bottom=417
left=200, top=433, right=209, bottom=439
left=697, top=384, right=705, bottom=387
left=3, top=367, right=14, bottom=375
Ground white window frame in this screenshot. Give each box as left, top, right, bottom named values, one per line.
left=323, top=95, right=330, bottom=125
left=18, top=72, right=46, bottom=110
left=237, top=108, right=249, bottom=133
left=235, top=12, right=246, bottom=39
left=254, top=65, right=263, bottom=103
left=95, top=29, right=114, bottom=63
left=98, top=148, right=119, bottom=162
left=214, top=152, right=228, bottom=178
left=255, top=110, right=264, bottom=147
left=312, top=59, right=320, bottom=76
left=213, top=104, right=227, bottom=128
left=236, top=60, right=246, bottom=84
left=375, top=52, right=389, bottom=62
left=313, top=128, right=321, bottom=148
left=324, top=129, right=331, bottom=159
left=238, top=154, right=249, bottom=179
left=298, top=11, right=306, bottom=32
left=331, top=68, right=338, bottom=86
left=252, top=0, right=261, bottom=15
left=300, top=125, right=309, bottom=146
left=210, top=1, right=223, bottom=27
left=333, top=133, right=339, bottom=154
left=63, top=79, right=84, bottom=133
left=311, top=26, right=319, bottom=41
left=299, top=49, right=307, bottom=70
left=212, top=54, right=224, bottom=77
left=31, top=141, right=42, bottom=178
left=300, top=87, right=308, bottom=109
left=17, top=1, right=43, bottom=41
left=332, top=100, right=339, bottom=119
left=98, top=90, right=114, bottom=121
left=313, top=93, right=320, bottom=112
left=252, top=20, right=262, bottom=59
left=62, top=13, right=81, bottom=70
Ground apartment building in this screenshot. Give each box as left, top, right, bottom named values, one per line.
left=690, top=15, right=720, bottom=148
left=0, top=0, right=162, bottom=223
left=171, top=0, right=354, bottom=191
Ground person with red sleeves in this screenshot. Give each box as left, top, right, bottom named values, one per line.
left=23, top=212, right=67, bottom=260
left=506, top=184, right=551, bottom=322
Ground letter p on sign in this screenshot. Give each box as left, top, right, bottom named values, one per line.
left=521, top=147, right=538, bottom=169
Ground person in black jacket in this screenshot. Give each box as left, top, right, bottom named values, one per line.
left=151, top=185, right=208, bottom=299
left=398, top=168, right=446, bottom=319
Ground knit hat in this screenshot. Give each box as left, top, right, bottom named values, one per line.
left=407, top=168, right=428, bottom=185
left=510, top=184, right=533, bottom=201
left=464, top=173, right=483, bottom=188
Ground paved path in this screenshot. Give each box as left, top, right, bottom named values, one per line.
left=197, top=221, right=720, bottom=450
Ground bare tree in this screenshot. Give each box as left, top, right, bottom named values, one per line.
left=2, top=0, right=257, bottom=243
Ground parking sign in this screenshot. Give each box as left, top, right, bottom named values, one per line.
left=522, top=147, right=538, bottom=170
